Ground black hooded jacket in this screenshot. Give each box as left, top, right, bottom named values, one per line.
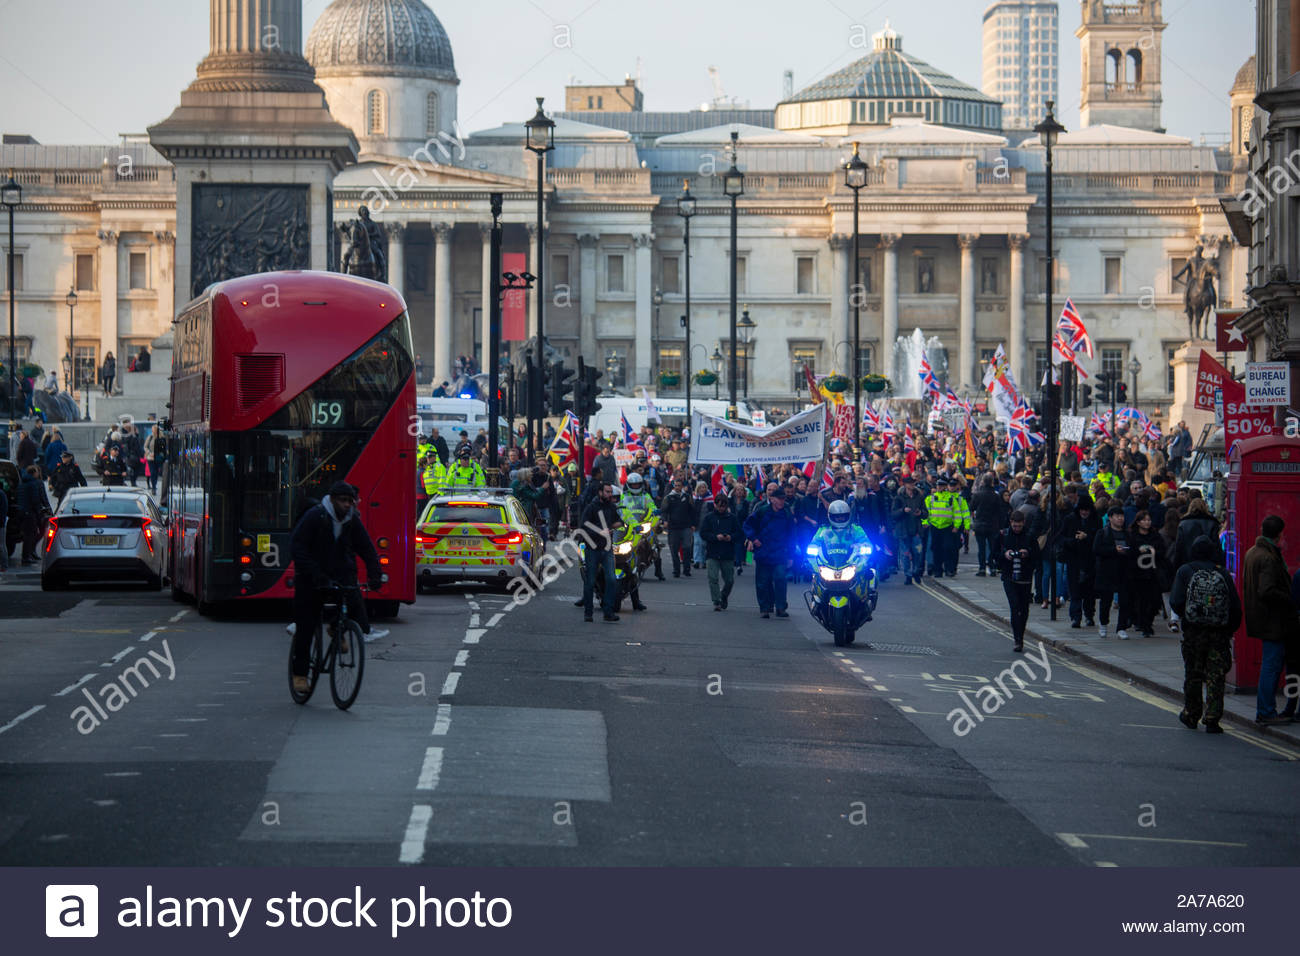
left=290, top=496, right=381, bottom=588
left=1169, top=535, right=1242, bottom=635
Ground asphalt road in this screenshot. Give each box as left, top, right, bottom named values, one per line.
left=0, top=553, right=1296, bottom=867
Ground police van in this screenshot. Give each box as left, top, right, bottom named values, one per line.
left=415, top=397, right=508, bottom=447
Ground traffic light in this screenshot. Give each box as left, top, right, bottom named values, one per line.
left=1093, top=372, right=1111, bottom=405
left=576, top=355, right=603, bottom=418
left=1081, top=384, right=1093, bottom=407
left=548, top=361, right=575, bottom=416
left=522, top=356, right=545, bottom=420
left=1116, top=381, right=1128, bottom=404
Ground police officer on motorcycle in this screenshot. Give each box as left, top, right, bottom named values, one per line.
left=621, top=471, right=664, bottom=581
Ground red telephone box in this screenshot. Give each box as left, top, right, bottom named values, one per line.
left=1225, top=435, right=1300, bottom=690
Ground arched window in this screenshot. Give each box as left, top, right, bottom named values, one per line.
left=425, top=92, right=440, bottom=136
left=366, top=89, right=386, bottom=135
left=1126, top=49, right=1143, bottom=87
left=1105, top=48, right=1123, bottom=86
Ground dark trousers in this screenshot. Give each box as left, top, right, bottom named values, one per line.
left=19, top=513, right=40, bottom=562
left=1003, top=580, right=1032, bottom=646
left=291, top=584, right=368, bottom=677
left=754, top=561, right=788, bottom=613
left=102, top=375, right=114, bottom=395
left=942, top=530, right=961, bottom=575
left=1068, top=568, right=1096, bottom=623
left=1096, top=584, right=1132, bottom=630
left=1132, top=580, right=1161, bottom=633
left=1181, top=628, right=1230, bottom=723
left=667, top=528, right=691, bottom=575
left=974, top=529, right=997, bottom=572
left=583, top=547, right=616, bottom=616
left=127, top=461, right=141, bottom=486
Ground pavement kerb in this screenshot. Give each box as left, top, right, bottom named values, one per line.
left=925, top=575, right=1300, bottom=749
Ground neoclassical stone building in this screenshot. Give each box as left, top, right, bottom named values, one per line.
left=1, top=0, right=1252, bottom=423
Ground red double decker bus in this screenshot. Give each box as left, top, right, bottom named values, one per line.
left=166, top=270, right=416, bottom=615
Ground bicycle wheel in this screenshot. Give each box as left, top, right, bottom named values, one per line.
left=329, top=620, right=365, bottom=710
left=289, top=629, right=322, bottom=705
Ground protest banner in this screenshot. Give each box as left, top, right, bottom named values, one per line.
left=688, top=405, right=828, bottom=466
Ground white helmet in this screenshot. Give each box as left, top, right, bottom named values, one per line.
left=626, top=472, right=645, bottom=493
left=828, top=499, right=852, bottom=530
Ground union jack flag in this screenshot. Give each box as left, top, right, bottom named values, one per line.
left=1006, top=405, right=1043, bottom=455
left=620, top=412, right=643, bottom=451
left=1052, top=332, right=1090, bottom=379
left=1118, top=406, right=1147, bottom=423
left=1089, top=411, right=1111, bottom=438
left=1142, top=418, right=1162, bottom=442
left=918, top=355, right=944, bottom=400
left=862, top=403, right=881, bottom=432
left=547, top=411, right=582, bottom=468
left=903, top=419, right=916, bottom=454
left=1056, top=298, right=1094, bottom=358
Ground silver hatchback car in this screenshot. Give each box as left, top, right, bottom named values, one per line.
left=42, top=487, right=169, bottom=590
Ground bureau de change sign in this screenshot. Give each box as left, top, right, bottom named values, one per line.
left=1244, top=362, right=1291, bottom=406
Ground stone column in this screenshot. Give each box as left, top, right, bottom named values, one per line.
left=879, top=234, right=900, bottom=381
left=384, top=222, right=405, bottom=299
left=958, top=234, right=979, bottom=390
left=828, top=234, right=849, bottom=360
left=209, top=0, right=303, bottom=56
left=479, top=222, right=492, bottom=371
left=578, top=233, right=597, bottom=361
left=634, top=232, right=654, bottom=387
left=433, top=222, right=452, bottom=382
left=154, top=231, right=175, bottom=327
left=97, top=230, right=119, bottom=380
left=526, top=223, right=539, bottom=340
left=1008, top=233, right=1029, bottom=390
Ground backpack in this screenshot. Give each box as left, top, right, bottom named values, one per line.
left=1183, top=567, right=1231, bottom=628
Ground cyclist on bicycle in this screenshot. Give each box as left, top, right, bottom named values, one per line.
left=288, top=481, right=386, bottom=694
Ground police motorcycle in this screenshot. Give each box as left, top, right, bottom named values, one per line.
left=620, top=472, right=664, bottom=581
left=803, top=501, right=879, bottom=647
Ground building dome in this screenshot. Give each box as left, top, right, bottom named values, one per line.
left=1230, top=55, right=1256, bottom=96
left=307, top=0, right=456, bottom=80
left=777, top=22, right=1001, bottom=136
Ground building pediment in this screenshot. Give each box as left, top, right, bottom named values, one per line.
left=334, top=158, right=532, bottom=194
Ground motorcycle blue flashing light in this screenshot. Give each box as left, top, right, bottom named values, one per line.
left=806, top=544, right=820, bottom=556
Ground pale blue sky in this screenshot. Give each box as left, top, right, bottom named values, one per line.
left=0, top=0, right=1254, bottom=145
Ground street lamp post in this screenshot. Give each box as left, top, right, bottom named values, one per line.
left=524, top=97, right=555, bottom=458
left=710, top=347, right=723, bottom=400
left=1, top=169, right=21, bottom=420
left=738, top=308, right=755, bottom=399
left=652, top=287, right=663, bottom=381
left=677, top=181, right=696, bottom=420
left=1035, top=101, right=1066, bottom=623
left=1128, top=356, right=1142, bottom=412
left=722, top=131, right=744, bottom=420
left=487, top=193, right=504, bottom=476
left=844, top=142, right=869, bottom=450
left=65, top=288, right=78, bottom=413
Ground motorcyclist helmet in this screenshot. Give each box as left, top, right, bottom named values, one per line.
left=625, top=472, right=645, bottom=493
left=828, top=499, right=852, bottom=531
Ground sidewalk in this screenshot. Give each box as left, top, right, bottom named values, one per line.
left=922, top=550, right=1300, bottom=747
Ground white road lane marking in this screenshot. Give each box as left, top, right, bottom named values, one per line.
left=416, top=747, right=444, bottom=790
left=1059, top=832, right=1247, bottom=849
left=169, top=610, right=190, bottom=623
left=157, top=733, right=189, bottom=738
left=463, top=629, right=485, bottom=644
left=441, top=673, right=460, bottom=697
left=0, top=705, right=45, bottom=735
left=175, top=718, right=207, bottom=723
left=432, top=703, right=451, bottom=735
left=53, top=674, right=96, bottom=697
left=103, top=771, right=141, bottom=777
left=1058, top=832, right=1088, bottom=848
left=102, top=647, right=135, bottom=667
left=399, top=804, right=433, bottom=864
left=454, top=650, right=469, bottom=668
left=138, top=630, right=158, bottom=643
left=486, top=613, right=504, bottom=627
left=1095, top=862, right=1118, bottom=867
left=469, top=614, right=480, bottom=627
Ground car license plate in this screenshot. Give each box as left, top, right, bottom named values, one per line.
left=84, top=536, right=119, bottom=547
left=444, top=539, right=481, bottom=549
